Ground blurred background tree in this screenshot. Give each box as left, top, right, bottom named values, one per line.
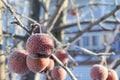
left=0, top=0, right=120, bottom=80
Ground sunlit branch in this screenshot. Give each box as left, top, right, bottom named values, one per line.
left=68, top=5, right=120, bottom=44
left=51, top=54, right=77, bottom=80
left=1, top=0, right=31, bottom=35
left=52, top=19, right=119, bottom=32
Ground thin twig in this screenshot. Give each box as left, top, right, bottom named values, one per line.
left=74, top=45, right=114, bottom=56
left=52, top=19, right=119, bottom=32
left=68, top=5, right=120, bottom=44
left=47, top=0, right=66, bottom=32
left=99, top=22, right=113, bottom=30
left=51, top=54, right=77, bottom=80
left=1, top=0, right=30, bottom=35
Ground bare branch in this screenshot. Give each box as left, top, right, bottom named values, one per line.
left=52, top=19, right=119, bottom=32
left=3, top=31, right=27, bottom=40
left=68, top=5, right=120, bottom=44
left=51, top=54, right=77, bottom=80
left=1, top=0, right=31, bottom=35
left=73, top=45, right=114, bottom=56
left=68, top=2, right=115, bottom=12
left=15, top=12, right=46, bottom=24
left=110, top=58, right=120, bottom=69
left=99, top=23, right=113, bottom=30
left=47, top=0, right=66, bottom=32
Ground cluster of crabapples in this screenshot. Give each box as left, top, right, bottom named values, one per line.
left=90, top=64, right=119, bottom=80
left=7, top=33, right=68, bottom=80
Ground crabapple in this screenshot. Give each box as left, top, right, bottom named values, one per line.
left=7, top=50, right=29, bottom=74
left=26, top=55, right=50, bottom=73
left=90, top=64, right=108, bottom=80
left=26, top=33, right=54, bottom=58
left=70, top=8, right=77, bottom=16
left=46, top=57, right=54, bottom=71
left=55, top=50, right=68, bottom=64
left=107, top=69, right=118, bottom=80
left=51, top=66, right=67, bottom=80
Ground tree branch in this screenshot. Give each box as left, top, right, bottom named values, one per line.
left=68, top=5, right=120, bottom=44
left=47, top=0, right=66, bottom=32
left=3, top=31, right=28, bottom=41
left=51, top=54, right=77, bottom=80
left=52, top=19, right=119, bottom=32
left=111, top=58, right=120, bottom=69
left=68, top=2, right=115, bottom=12
left=1, top=0, right=31, bottom=35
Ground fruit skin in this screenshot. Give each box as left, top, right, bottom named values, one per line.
left=55, top=50, right=68, bottom=64
left=107, top=69, right=118, bottom=80
left=7, top=50, right=29, bottom=74
left=26, top=55, right=50, bottom=73
left=51, top=66, right=67, bottom=80
left=46, top=57, right=54, bottom=71
left=26, top=33, right=54, bottom=59
left=90, top=64, right=108, bottom=80
left=70, top=8, right=77, bottom=16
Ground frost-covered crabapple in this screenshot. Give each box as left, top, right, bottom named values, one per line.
left=7, top=50, right=29, bottom=74
left=26, top=55, right=50, bottom=73
left=69, top=8, right=77, bottom=16
left=51, top=66, right=67, bottom=80
left=55, top=50, right=68, bottom=64
left=26, top=33, right=54, bottom=58
left=46, top=57, right=54, bottom=71
left=107, top=69, right=118, bottom=80
left=90, top=64, right=108, bottom=80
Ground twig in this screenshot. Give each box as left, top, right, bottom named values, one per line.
left=51, top=54, right=77, bottom=80
left=111, top=58, right=120, bottom=69
left=40, top=1, right=48, bottom=12
left=68, top=2, right=116, bottom=12
left=68, top=5, right=120, bottom=44
left=52, top=19, right=119, bottom=32
left=76, top=8, right=82, bottom=31
left=1, top=0, right=31, bottom=35
left=99, top=22, right=113, bottom=30
left=3, top=31, right=27, bottom=40
left=15, top=12, right=46, bottom=24
left=74, top=45, right=114, bottom=56
left=113, top=13, right=120, bottom=22
left=47, top=0, right=66, bottom=32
